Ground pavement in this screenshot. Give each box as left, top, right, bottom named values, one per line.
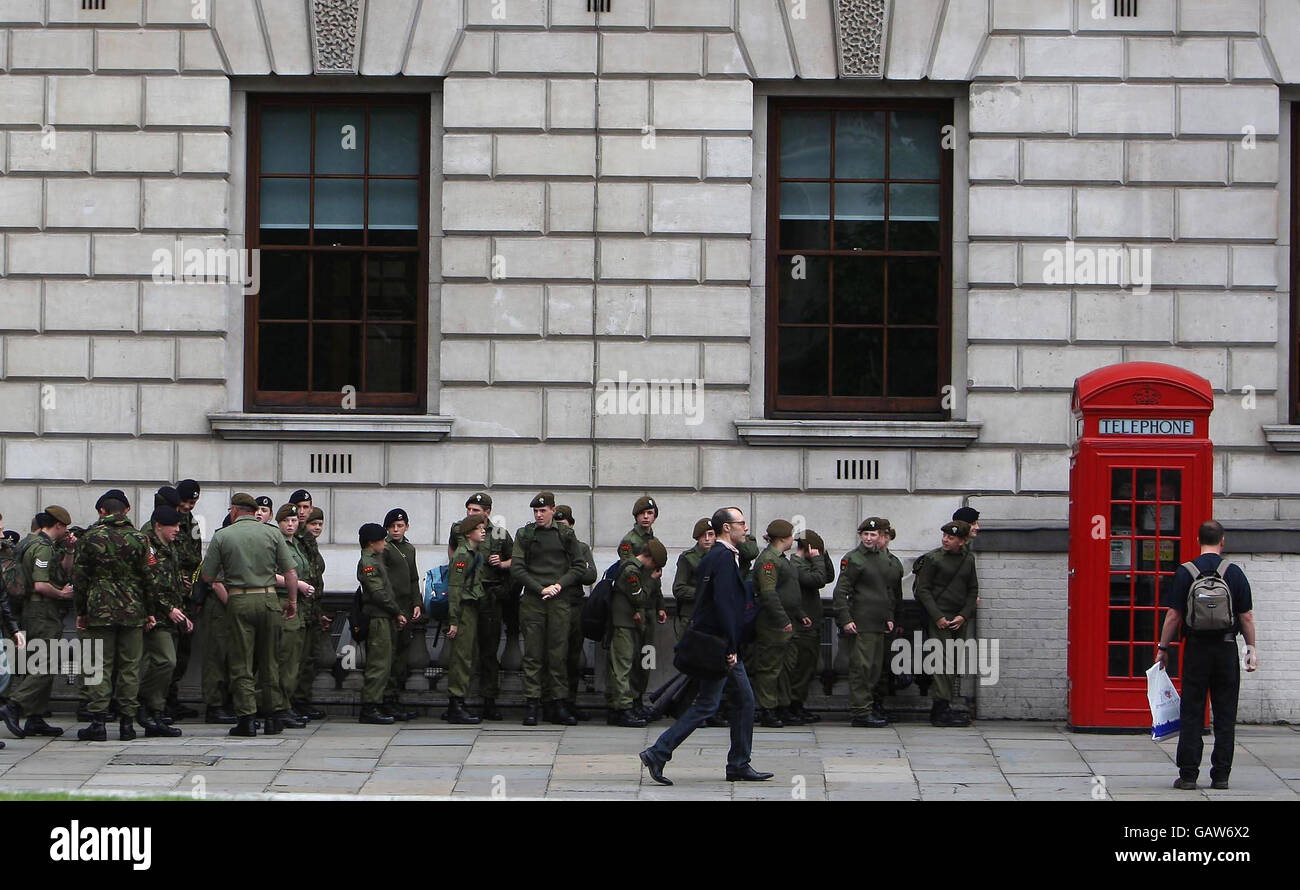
left=0, top=717, right=1296, bottom=800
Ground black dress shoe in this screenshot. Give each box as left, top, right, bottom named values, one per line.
left=1172, top=777, right=1198, bottom=790
left=359, top=706, right=395, bottom=725
left=26, top=716, right=66, bottom=737
left=294, top=702, right=328, bottom=720
left=0, top=703, right=26, bottom=739
left=851, top=711, right=889, bottom=728
left=758, top=708, right=784, bottom=728
left=607, top=709, right=646, bottom=728
left=118, top=717, right=137, bottom=741
left=228, top=716, right=257, bottom=737
left=78, top=717, right=107, bottom=742
left=640, top=749, right=672, bottom=786
left=1210, top=778, right=1230, bottom=790
left=480, top=698, right=503, bottom=721
left=205, top=707, right=238, bottom=725
left=726, top=766, right=774, bottom=782
left=274, top=710, right=306, bottom=729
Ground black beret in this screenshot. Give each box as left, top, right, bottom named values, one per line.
left=96, top=489, right=129, bottom=511
left=384, top=508, right=409, bottom=528
left=359, top=522, right=387, bottom=545
left=254, top=496, right=273, bottom=508
left=176, top=479, right=201, bottom=500
left=289, top=489, right=312, bottom=504
left=151, top=506, right=183, bottom=527
left=953, top=507, right=980, bottom=524
left=2, top=530, right=19, bottom=544
left=154, top=486, right=180, bottom=508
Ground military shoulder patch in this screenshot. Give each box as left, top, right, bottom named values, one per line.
left=34, top=559, right=49, bottom=569
left=840, top=557, right=849, bottom=568
left=147, top=546, right=158, bottom=566
left=454, top=561, right=466, bottom=569
left=627, top=573, right=639, bottom=585
left=362, top=565, right=376, bottom=574
left=762, top=562, right=775, bottom=571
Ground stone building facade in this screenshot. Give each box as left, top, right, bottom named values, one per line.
left=0, top=0, right=1296, bottom=721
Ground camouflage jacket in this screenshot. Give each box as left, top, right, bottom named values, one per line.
left=0, top=540, right=18, bottom=636
left=175, top=511, right=203, bottom=585
left=145, top=525, right=187, bottom=625
left=73, top=514, right=158, bottom=627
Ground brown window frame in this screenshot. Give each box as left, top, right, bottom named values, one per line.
left=245, top=93, right=430, bottom=413
left=765, top=97, right=954, bottom=419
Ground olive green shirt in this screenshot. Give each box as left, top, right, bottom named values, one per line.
left=383, top=534, right=421, bottom=615
left=672, top=544, right=707, bottom=621
left=447, top=541, right=483, bottom=625
left=611, top=558, right=647, bottom=629
left=358, top=549, right=401, bottom=617
left=753, top=545, right=794, bottom=630
left=200, top=515, right=295, bottom=588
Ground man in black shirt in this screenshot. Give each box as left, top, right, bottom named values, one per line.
left=1156, top=520, right=1257, bottom=791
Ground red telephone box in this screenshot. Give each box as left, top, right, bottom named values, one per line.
left=1067, top=362, right=1214, bottom=731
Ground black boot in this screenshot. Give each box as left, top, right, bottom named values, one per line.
left=0, top=702, right=26, bottom=739
left=359, top=705, right=395, bottom=725
left=480, top=698, right=503, bottom=721
left=262, top=715, right=284, bottom=735
left=567, top=699, right=591, bottom=722
left=444, top=697, right=482, bottom=725
left=139, top=711, right=182, bottom=738
left=550, top=700, right=578, bottom=726
left=382, top=702, right=416, bottom=722
left=294, top=700, right=328, bottom=720
left=776, top=706, right=807, bottom=726
left=205, top=706, right=238, bottom=725
left=274, top=710, right=306, bottom=729
left=606, top=708, right=646, bottom=728
left=851, top=708, right=889, bottom=728
left=793, top=702, right=821, bottom=723
left=522, top=699, right=539, bottom=726
left=77, top=714, right=108, bottom=742
left=228, top=716, right=257, bottom=737
left=119, top=716, right=137, bottom=741
left=758, top=708, right=784, bottom=728
left=930, top=699, right=970, bottom=727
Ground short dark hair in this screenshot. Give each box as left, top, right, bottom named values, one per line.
left=99, top=498, right=126, bottom=514
left=711, top=506, right=742, bottom=534
left=1198, top=520, right=1225, bottom=546
left=231, top=504, right=255, bottom=517
left=34, top=512, right=55, bottom=529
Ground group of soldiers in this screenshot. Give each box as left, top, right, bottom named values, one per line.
left=0, top=480, right=984, bottom=741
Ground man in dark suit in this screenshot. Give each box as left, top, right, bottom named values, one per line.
left=639, top=506, right=771, bottom=786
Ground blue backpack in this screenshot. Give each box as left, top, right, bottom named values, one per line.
left=424, top=565, right=449, bottom=620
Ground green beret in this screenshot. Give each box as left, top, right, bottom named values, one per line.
left=942, top=520, right=971, bottom=538
left=766, top=519, right=794, bottom=539
left=530, top=491, right=556, bottom=509
left=692, top=518, right=712, bottom=540
left=632, top=496, right=658, bottom=517
left=554, top=504, right=574, bottom=524
left=230, top=493, right=257, bottom=509
left=644, top=538, right=668, bottom=569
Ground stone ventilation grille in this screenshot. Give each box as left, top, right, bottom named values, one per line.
left=835, top=0, right=888, bottom=78
left=311, top=0, right=365, bottom=74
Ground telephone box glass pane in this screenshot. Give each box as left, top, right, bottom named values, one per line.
left=1109, top=574, right=1131, bottom=605
left=1111, top=469, right=1134, bottom=500
left=1108, top=610, right=1130, bottom=642
left=1108, top=645, right=1129, bottom=678
left=1159, top=469, right=1182, bottom=501
left=1136, top=469, right=1158, bottom=500
left=1157, top=504, right=1180, bottom=536
left=1133, top=575, right=1156, bottom=606
left=1110, top=503, right=1132, bottom=535
left=1134, top=610, right=1155, bottom=642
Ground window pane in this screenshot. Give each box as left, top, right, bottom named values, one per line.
left=833, top=183, right=885, bottom=250
left=887, top=258, right=940, bottom=325
left=834, top=110, right=885, bottom=179
left=1111, top=468, right=1134, bottom=500
left=1107, top=644, right=1129, bottom=678
left=887, top=183, right=940, bottom=250
left=832, top=328, right=883, bottom=397
left=1135, top=575, right=1157, bottom=607
left=1109, top=574, right=1131, bottom=605
left=1134, top=609, right=1155, bottom=642
left=366, top=325, right=416, bottom=393
left=779, top=110, right=830, bottom=179
left=779, top=182, right=829, bottom=248
left=314, top=253, right=363, bottom=320
left=1109, top=609, right=1130, bottom=642
left=777, top=255, right=828, bottom=323
left=778, top=327, right=828, bottom=396
left=832, top=256, right=884, bottom=324
left=886, top=328, right=939, bottom=398
left=1136, top=469, right=1158, bottom=499
left=258, top=323, right=308, bottom=390
left=314, top=179, right=364, bottom=245
left=312, top=323, right=361, bottom=392
left=258, top=252, right=309, bottom=320
left=315, top=107, right=366, bottom=175
left=1159, top=469, right=1181, bottom=501
left=889, top=111, right=942, bottom=180
left=368, top=179, right=419, bottom=246
left=370, top=107, right=421, bottom=175
left=260, top=107, right=310, bottom=174
left=259, top=179, right=309, bottom=245
left=1111, top=503, right=1133, bottom=535
left=366, top=254, right=418, bottom=321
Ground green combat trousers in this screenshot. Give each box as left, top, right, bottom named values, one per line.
left=225, top=591, right=281, bottom=718
left=275, top=592, right=304, bottom=714
left=847, top=631, right=886, bottom=718
left=629, top=620, right=655, bottom=701
left=787, top=624, right=821, bottom=705
left=201, top=595, right=232, bottom=709
left=139, top=627, right=178, bottom=714
left=565, top=593, right=586, bottom=700
left=475, top=589, right=504, bottom=699
left=750, top=626, right=792, bottom=710
left=520, top=593, right=569, bottom=700
left=294, top=595, right=327, bottom=704
left=7, top=598, right=66, bottom=716
left=84, top=625, right=143, bottom=718
left=445, top=602, right=480, bottom=699
left=604, top=626, right=638, bottom=711
left=927, top=620, right=965, bottom=703
left=363, top=616, right=395, bottom=706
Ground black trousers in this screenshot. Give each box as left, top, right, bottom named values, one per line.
left=1175, top=638, right=1240, bottom=782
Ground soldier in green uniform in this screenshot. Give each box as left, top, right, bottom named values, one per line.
left=193, top=484, right=236, bottom=725
left=750, top=520, right=798, bottom=728
left=293, top=506, right=329, bottom=719
left=199, top=493, right=299, bottom=737
left=555, top=505, right=597, bottom=721
left=271, top=504, right=312, bottom=728
left=167, top=480, right=203, bottom=720
left=672, top=518, right=714, bottom=638
left=606, top=538, right=667, bottom=728
left=72, top=493, right=158, bottom=742
left=448, top=493, right=511, bottom=721
left=381, top=508, right=421, bottom=722
left=833, top=518, right=901, bottom=728
left=443, top=513, right=488, bottom=724
left=872, top=522, right=906, bottom=709
left=137, top=507, right=188, bottom=737
left=786, top=529, right=830, bottom=724
left=618, top=496, right=668, bottom=719
left=0, top=507, right=75, bottom=739
left=512, top=491, right=585, bottom=727
left=356, top=523, right=400, bottom=725
left=914, top=520, right=978, bottom=727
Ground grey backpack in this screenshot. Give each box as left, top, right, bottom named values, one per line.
left=1181, top=559, right=1235, bottom=632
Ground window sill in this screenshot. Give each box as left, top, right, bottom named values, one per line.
left=734, top=419, right=982, bottom=448
left=1262, top=425, right=1300, bottom=453
left=209, top=412, right=454, bottom=442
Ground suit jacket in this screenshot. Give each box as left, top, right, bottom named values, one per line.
left=692, top=542, right=753, bottom=656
